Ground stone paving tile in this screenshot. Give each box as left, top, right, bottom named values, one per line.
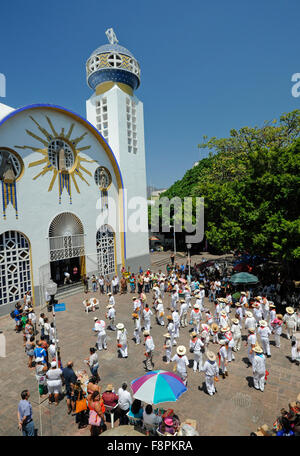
left=1, top=259, right=300, bottom=436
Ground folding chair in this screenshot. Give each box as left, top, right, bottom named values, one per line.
left=104, top=404, right=119, bottom=428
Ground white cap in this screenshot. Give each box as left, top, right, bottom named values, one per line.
left=51, top=361, right=57, bottom=368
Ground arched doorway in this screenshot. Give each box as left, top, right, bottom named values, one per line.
left=0, top=231, right=33, bottom=308
left=49, top=212, right=85, bottom=286
left=96, top=225, right=116, bottom=277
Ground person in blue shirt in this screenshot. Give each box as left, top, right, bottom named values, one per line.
left=33, top=342, right=47, bottom=364
left=128, top=399, right=143, bottom=423
left=14, top=304, right=22, bottom=332
left=17, top=390, right=35, bottom=436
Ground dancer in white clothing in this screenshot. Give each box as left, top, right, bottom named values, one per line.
left=203, top=351, right=219, bottom=396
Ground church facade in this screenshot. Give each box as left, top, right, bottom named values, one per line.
left=0, top=30, right=149, bottom=315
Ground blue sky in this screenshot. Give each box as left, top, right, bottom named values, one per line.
left=1, top=0, right=299, bottom=188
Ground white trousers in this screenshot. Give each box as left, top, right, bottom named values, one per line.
left=174, top=322, right=180, bottom=338
left=165, top=348, right=172, bottom=363
left=274, top=333, right=281, bottom=347
left=248, top=348, right=255, bottom=365
left=119, top=344, right=128, bottom=357
left=97, top=334, right=107, bottom=350
left=253, top=371, right=265, bottom=391
left=261, top=337, right=271, bottom=356
left=212, top=333, right=219, bottom=344
left=227, top=347, right=235, bottom=362
left=144, top=320, right=151, bottom=331
left=193, top=352, right=203, bottom=372
left=157, top=316, right=165, bottom=326
left=205, top=375, right=216, bottom=395
left=287, top=327, right=295, bottom=339
left=180, top=313, right=187, bottom=327
left=220, top=359, right=227, bottom=373
left=134, top=329, right=141, bottom=344
left=177, top=368, right=187, bottom=384
left=170, top=333, right=177, bottom=346
left=234, top=336, right=241, bottom=351
left=193, top=320, right=200, bottom=334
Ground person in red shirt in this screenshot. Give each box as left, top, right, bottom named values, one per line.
left=102, top=384, right=119, bottom=424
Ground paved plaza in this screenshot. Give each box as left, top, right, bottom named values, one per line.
left=1, top=252, right=299, bottom=436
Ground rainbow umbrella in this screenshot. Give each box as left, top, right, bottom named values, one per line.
left=131, top=370, right=187, bottom=405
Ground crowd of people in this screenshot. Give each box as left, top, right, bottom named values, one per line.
left=14, top=252, right=300, bottom=436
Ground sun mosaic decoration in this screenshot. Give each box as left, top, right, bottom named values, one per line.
left=15, top=116, right=95, bottom=203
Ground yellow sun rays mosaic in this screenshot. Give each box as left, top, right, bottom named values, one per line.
left=15, top=116, right=95, bottom=204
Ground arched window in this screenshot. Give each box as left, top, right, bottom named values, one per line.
left=0, top=231, right=32, bottom=307
left=49, top=212, right=84, bottom=261
left=96, top=225, right=115, bottom=276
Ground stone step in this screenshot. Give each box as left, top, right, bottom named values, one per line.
left=56, top=283, right=84, bottom=300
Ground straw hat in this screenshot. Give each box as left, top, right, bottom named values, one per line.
left=132, top=313, right=138, bottom=319
left=269, top=303, right=276, bottom=308
left=106, top=384, right=113, bottom=391
left=235, top=302, right=241, bottom=307
left=252, top=302, right=260, bottom=308
left=255, top=296, right=262, bottom=300
left=194, top=303, right=200, bottom=309
left=220, top=326, right=230, bottom=333
left=259, top=320, right=267, bottom=327
left=286, top=307, right=295, bottom=314
left=116, top=323, right=124, bottom=330
left=190, top=331, right=197, bottom=338
left=201, top=323, right=210, bottom=331
left=206, top=351, right=216, bottom=362
left=177, top=345, right=186, bottom=356
left=167, top=315, right=173, bottom=320
left=231, top=318, right=239, bottom=325
left=108, top=292, right=112, bottom=296
left=217, top=298, right=225, bottom=303
left=276, top=314, right=283, bottom=320
left=106, top=304, right=113, bottom=309
left=94, top=317, right=98, bottom=321
left=248, top=327, right=255, bottom=333
left=157, top=298, right=162, bottom=304
left=253, top=345, right=263, bottom=353
left=220, top=310, right=227, bottom=317
left=143, top=330, right=150, bottom=336
left=245, top=311, right=253, bottom=318
left=163, top=333, right=171, bottom=338
left=211, top=323, right=219, bottom=332
left=241, top=292, right=247, bottom=296
left=199, top=284, right=205, bottom=289
left=180, top=299, right=185, bottom=303
left=255, top=424, right=269, bottom=436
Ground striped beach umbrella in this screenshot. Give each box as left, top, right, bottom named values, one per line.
left=131, top=370, right=187, bottom=405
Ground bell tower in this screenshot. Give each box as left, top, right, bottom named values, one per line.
left=86, top=29, right=149, bottom=271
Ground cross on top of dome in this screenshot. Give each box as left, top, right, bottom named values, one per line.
left=105, top=28, right=119, bottom=45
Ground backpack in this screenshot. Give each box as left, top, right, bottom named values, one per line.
left=10, top=310, right=15, bottom=319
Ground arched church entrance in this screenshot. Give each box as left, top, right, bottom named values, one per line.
left=49, top=212, right=85, bottom=286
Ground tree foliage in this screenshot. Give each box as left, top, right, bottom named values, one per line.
left=155, top=110, right=300, bottom=261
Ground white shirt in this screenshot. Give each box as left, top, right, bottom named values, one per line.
left=143, top=308, right=153, bottom=320
left=109, top=296, right=115, bottom=306
left=258, top=326, right=271, bottom=339
left=252, top=354, right=266, bottom=374
left=248, top=333, right=257, bottom=347
left=245, top=317, right=257, bottom=330
left=143, top=411, right=162, bottom=426
left=145, top=336, right=155, bottom=352
left=117, top=329, right=127, bottom=344
left=171, top=354, right=189, bottom=372
left=107, top=308, right=116, bottom=319
left=167, top=322, right=175, bottom=335
left=219, top=346, right=227, bottom=361
left=191, top=309, right=201, bottom=321
left=203, top=360, right=218, bottom=377
left=190, top=337, right=204, bottom=353
left=117, top=388, right=132, bottom=411
left=180, top=303, right=188, bottom=316
left=172, top=311, right=180, bottom=324
left=28, top=312, right=36, bottom=324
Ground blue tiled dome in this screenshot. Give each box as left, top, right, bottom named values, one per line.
left=89, top=44, right=134, bottom=59
left=86, top=42, right=141, bottom=91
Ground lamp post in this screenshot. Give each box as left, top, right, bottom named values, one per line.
left=170, top=225, right=176, bottom=259
left=187, top=243, right=191, bottom=283
left=46, top=280, right=59, bottom=368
